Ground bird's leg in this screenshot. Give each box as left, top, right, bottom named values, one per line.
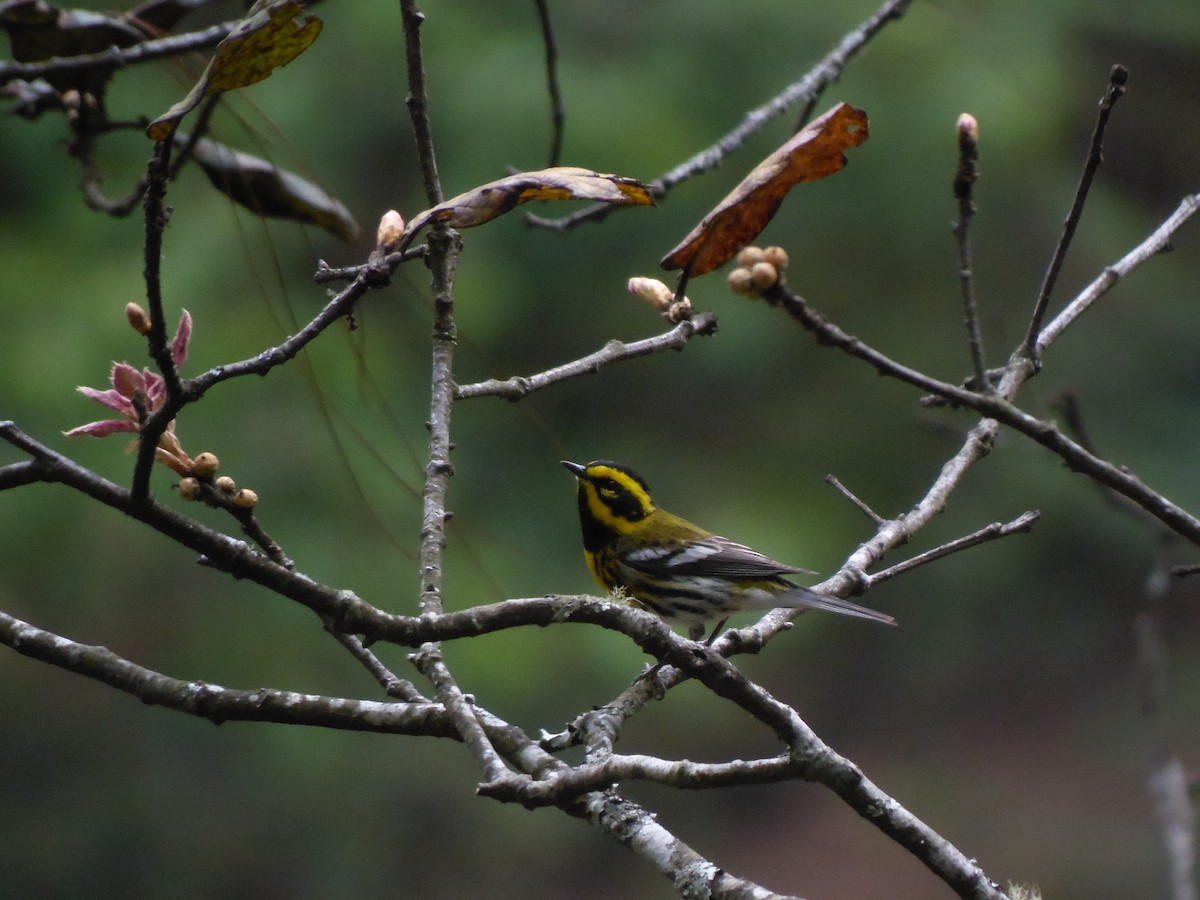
left=703, top=618, right=729, bottom=646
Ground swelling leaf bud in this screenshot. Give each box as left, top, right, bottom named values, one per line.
left=727, top=267, right=757, bottom=296
left=736, top=246, right=765, bottom=268
left=956, top=112, right=979, bottom=149
left=762, top=246, right=789, bottom=271
left=192, top=452, right=219, bottom=477
left=233, top=488, right=259, bottom=509
left=750, top=261, right=779, bottom=289
left=126, top=302, right=152, bottom=335
left=627, top=276, right=675, bottom=308
left=375, top=210, right=406, bottom=253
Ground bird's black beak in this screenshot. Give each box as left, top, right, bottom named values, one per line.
left=561, top=460, right=587, bottom=478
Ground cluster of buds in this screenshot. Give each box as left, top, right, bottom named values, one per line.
left=177, top=452, right=258, bottom=509
left=726, top=246, right=790, bottom=298
left=627, top=276, right=693, bottom=322
left=66, top=303, right=258, bottom=511
left=66, top=306, right=194, bottom=474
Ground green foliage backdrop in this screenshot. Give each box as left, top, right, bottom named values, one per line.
left=2, top=1, right=1199, bottom=897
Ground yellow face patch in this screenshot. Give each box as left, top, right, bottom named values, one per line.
left=582, top=463, right=655, bottom=532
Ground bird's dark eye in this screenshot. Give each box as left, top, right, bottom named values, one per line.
left=595, top=478, right=622, bottom=499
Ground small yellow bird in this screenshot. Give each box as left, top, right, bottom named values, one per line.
left=563, top=459, right=895, bottom=641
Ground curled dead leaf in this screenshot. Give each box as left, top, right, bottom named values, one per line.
left=661, top=103, right=869, bottom=276
left=146, top=0, right=321, bottom=141
left=401, top=166, right=653, bottom=246
left=188, top=136, right=359, bottom=241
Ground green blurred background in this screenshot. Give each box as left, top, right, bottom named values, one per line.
left=3, top=0, right=1200, bottom=897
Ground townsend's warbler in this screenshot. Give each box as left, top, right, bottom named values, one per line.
left=562, top=460, right=895, bottom=642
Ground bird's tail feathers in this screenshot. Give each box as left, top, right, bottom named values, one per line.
left=779, top=585, right=895, bottom=626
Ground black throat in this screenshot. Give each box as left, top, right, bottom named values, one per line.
left=577, top=485, right=617, bottom=551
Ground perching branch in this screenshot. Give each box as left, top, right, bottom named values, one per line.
left=563, top=186, right=1200, bottom=821
left=6, top=3, right=1189, bottom=897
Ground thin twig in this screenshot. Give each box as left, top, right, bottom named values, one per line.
left=401, top=1, right=444, bottom=207
left=324, top=624, right=427, bottom=701
left=1023, top=64, right=1129, bottom=360
left=454, top=312, right=717, bottom=401
left=417, top=258, right=456, bottom=613
left=1136, top=538, right=1198, bottom=900
left=526, top=0, right=914, bottom=232
left=868, top=511, right=1040, bottom=586
left=185, top=253, right=407, bottom=400
left=412, top=644, right=518, bottom=787
left=758, top=262, right=1200, bottom=546
left=952, top=112, right=989, bottom=391
left=131, top=139, right=180, bottom=501
left=186, top=478, right=295, bottom=568
left=313, top=245, right=427, bottom=283
left=0, top=22, right=236, bottom=86
left=825, top=473, right=885, bottom=525
left=533, top=0, right=565, bottom=167
left=1034, top=191, right=1197, bottom=355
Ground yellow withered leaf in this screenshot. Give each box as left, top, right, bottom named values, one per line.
left=661, top=103, right=869, bottom=276
left=147, top=0, right=321, bottom=141
left=403, top=167, right=653, bottom=239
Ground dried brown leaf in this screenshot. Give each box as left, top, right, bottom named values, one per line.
left=661, top=103, right=869, bottom=276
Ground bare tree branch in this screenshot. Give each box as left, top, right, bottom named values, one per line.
left=1023, top=64, right=1130, bottom=359
left=569, top=789, right=800, bottom=900
left=1137, top=544, right=1198, bottom=900
left=526, top=0, right=914, bottom=232
left=532, top=0, right=565, bottom=167
left=868, top=511, right=1040, bottom=585
left=952, top=112, right=988, bottom=390
left=454, top=312, right=717, bottom=401
left=1033, top=191, right=1199, bottom=355
left=7, top=3, right=1188, bottom=897
left=756, top=252, right=1200, bottom=546
left=0, top=22, right=235, bottom=86
left=0, top=608, right=455, bottom=736
left=131, top=138, right=180, bottom=501
left=824, top=473, right=886, bottom=524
